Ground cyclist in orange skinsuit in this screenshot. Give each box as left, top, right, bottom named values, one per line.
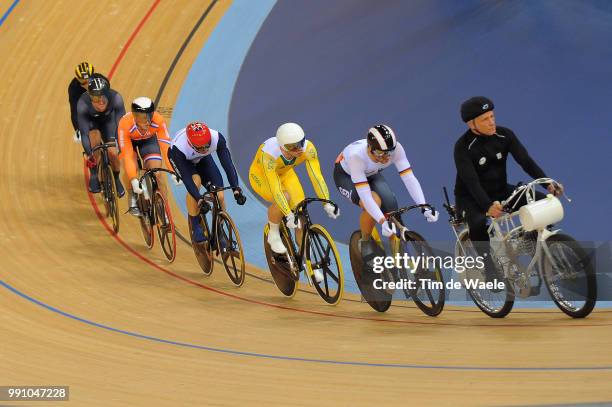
left=118, top=97, right=174, bottom=216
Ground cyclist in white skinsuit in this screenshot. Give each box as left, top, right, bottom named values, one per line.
left=333, top=124, right=438, bottom=248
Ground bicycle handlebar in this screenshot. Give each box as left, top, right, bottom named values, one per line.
left=138, top=167, right=178, bottom=188
left=293, top=197, right=338, bottom=215
left=90, top=142, right=117, bottom=154
left=386, top=203, right=435, bottom=219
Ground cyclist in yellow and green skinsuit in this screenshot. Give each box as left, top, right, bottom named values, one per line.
left=249, top=123, right=339, bottom=278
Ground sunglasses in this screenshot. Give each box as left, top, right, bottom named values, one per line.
left=284, top=139, right=305, bottom=152
left=188, top=139, right=211, bottom=153
left=371, top=148, right=393, bottom=158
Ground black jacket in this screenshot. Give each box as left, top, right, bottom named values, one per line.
left=453, top=126, right=546, bottom=211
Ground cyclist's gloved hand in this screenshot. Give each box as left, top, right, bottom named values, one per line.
left=284, top=212, right=301, bottom=229
left=86, top=154, right=97, bottom=169
left=423, top=208, right=438, bottom=223
left=131, top=178, right=143, bottom=194
left=323, top=203, right=339, bottom=219
left=381, top=220, right=397, bottom=237
left=547, top=182, right=564, bottom=197
left=171, top=173, right=182, bottom=185
left=233, top=187, right=247, bottom=205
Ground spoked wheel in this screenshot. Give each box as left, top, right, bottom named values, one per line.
left=189, top=214, right=214, bottom=276
left=215, top=211, right=245, bottom=287
left=399, top=231, right=445, bottom=317
left=305, top=224, right=343, bottom=305
left=348, top=230, right=392, bottom=312
left=458, top=232, right=514, bottom=318
left=263, top=224, right=298, bottom=298
left=153, top=190, right=176, bottom=263
left=99, top=162, right=119, bottom=233
left=137, top=177, right=154, bottom=249
left=541, top=234, right=596, bottom=318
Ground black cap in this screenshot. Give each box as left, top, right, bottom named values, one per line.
left=461, top=96, right=494, bottom=122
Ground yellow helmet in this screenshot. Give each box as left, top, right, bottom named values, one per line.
left=75, top=62, right=94, bottom=80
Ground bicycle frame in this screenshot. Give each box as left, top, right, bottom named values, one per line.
left=447, top=178, right=569, bottom=296
left=279, top=198, right=339, bottom=275
left=199, top=184, right=234, bottom=242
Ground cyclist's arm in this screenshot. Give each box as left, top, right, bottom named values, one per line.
left=304, top=143, right=330, bottom=200
left=156, top=115, right=173, bottom=171
left=454, top=141, right=493, bottom=211
left=260, top=151, right=292, bottom=216
left=216, top=133, right=239, bottom=188
left=76, top=96, right=93, bottom=155
left=111, top=92, right=126, bottom=142
left=393, top=144, right=426, bottom=205
left=117, top=120, right=138, bottom=180
left=507, top=130, right=547, bottom=180
left=168, top=147, right=202, bottom=201
left=347, top=157, right=386, bottom=223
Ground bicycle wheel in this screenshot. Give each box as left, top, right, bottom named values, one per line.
left=190, top=213, right=213, bottom=276
left=100, top=161, right=119, bottom=233
left=399, top=231, right=445, bottom=317
left=263, top=224, right=298, bottom=298
left=541, top=234, right=596, bottom=318
left=215, top=211, right=245, bottom=287
left=305, top=224, right=343, bottom=305
left=137, top=177, right=154, bottom=249
left=153, top=190, right=176, bottom=263
left=348, top=230, right=391, bottom=312
left=458, top=232, right=514, bottom=318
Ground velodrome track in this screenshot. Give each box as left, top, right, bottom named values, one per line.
left=1, top=1, right=611, bottom=406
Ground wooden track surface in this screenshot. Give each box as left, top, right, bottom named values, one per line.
left=1, top=1, right=611, bottom=405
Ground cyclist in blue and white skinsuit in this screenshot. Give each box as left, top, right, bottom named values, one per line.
left=168, top=122, right=246, bottom=243
left=333, top=124, right=438, bottom=251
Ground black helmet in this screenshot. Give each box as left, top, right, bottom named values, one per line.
left=367, top=124, right=397, bottom=152
left=131, top=96, right=155, bottom=121
left=87, top=74, right=110, bottom=98
left=461, top=96, right=494, bottom=122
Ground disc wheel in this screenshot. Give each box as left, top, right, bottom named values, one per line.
left=348, top=230, right=391, bottom=312
left=263, top=224, right=298, bottom=298
left=305, top=224, right=343, bottom=305
left=153, top=190, right=176, bottom=263
left=215, top=211, right=245, bottom=287
left=190, top=214, right=213, bottom=276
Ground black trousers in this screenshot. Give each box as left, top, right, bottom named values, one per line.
left=457, top=184, right=546, bottom=258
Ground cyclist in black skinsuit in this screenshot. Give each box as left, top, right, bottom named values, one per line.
left=68, top=62, right=94, bottom=142
left=76, top=74, right=125, bottom=195
left=453, top=96, right=563, bottom=282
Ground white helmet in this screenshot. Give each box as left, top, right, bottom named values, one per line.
left=276, top=122, right=305, bottom=151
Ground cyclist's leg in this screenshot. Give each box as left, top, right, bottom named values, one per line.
left=249, top=163, right=288, bottom=253
left=87, top=129, right=102, bottom=192
left=196, top=156, right=225, bottom=209
left=140, top=138, right=166, bottom=197
left=282, top=169, right=305, bottom=249
left=185, top=166, right=207, bottom=243
left=458, top=196, right=499, bottom=281
left=99, top=121, right=124, bottom=197
left=355, top=172, right=398, bottom=240
left=333, top=163, right=374, bottom=237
